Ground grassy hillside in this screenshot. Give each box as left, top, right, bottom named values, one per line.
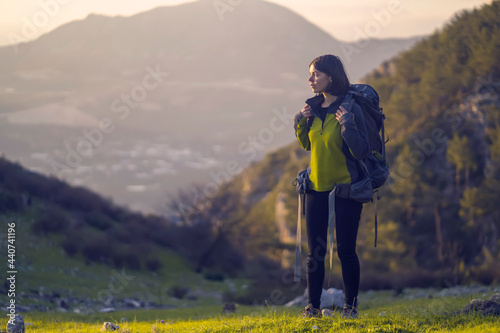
left=1, top=289, right=499, bottom=332
left=0, top=156, right=248, bottom=311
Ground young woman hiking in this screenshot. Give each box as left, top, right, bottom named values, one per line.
left=294, top=54, right=369, bottom=319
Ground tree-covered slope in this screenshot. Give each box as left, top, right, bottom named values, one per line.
left=365, top=1, right=500, bottom=279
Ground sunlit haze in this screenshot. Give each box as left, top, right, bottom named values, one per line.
left=0, top=0, right=492, bottom=48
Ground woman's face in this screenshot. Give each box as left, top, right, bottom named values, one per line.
left=309, top=64, right=331, bottom=94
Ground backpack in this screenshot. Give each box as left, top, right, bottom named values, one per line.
left=342, top=84, right=390, bottom=193
left=338, top=84, right=390, bottom=249
left=292, top=84, right=389, bottom=281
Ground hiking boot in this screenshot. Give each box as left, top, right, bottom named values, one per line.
left=302, top=304, right=322, bottom=318
left=341, top=304, right=358, bottom=319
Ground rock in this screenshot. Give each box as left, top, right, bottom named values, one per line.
left=15, top=305, right=31, bottom=313
left=124, top=298, right=141, bottom=308
left=321, top=288, right=344, bottom=309
left=438, top=285, right=495, bottom=299
left=285, top=293, right=307, bottom=308
left=104, top=297, right=114, bottom=307
left=102, top=322, right=119, bottom=331
left=461, top=299, right=500, bottom=316
left=144, top=301, right=158, bottom=308
left=285, top=288, right=344, bottom=309
left=469, top=299, right=483, bottom=307
left=196, top=290, right=223, bottom=300
left=185, top=290, right=198, bottom=301
left=99, top=307, right=116, bottom=313
left=489, top=293, right=500, bottom=303
left=226, top=280, right=237, bottom=293
left=321, top=308, right=334, bottom=317
left=6, top=314, right=25, bottom=333
left=100, top=322, right=119, bottom=331
left=223, top=302, right=236, bottom=313
left=56, top=298, right=69, bottom=309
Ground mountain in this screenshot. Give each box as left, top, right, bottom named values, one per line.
left=183, top=1, right=500, bottom=289
left=0, top=0, right=419, bottom=213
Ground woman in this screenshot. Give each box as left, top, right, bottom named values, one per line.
left=294, top=54, right=369, bottom=318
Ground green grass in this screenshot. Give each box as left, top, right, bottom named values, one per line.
left=2, top=292, right=499, bottom=332
left=2, top=211, right=498, bottom=332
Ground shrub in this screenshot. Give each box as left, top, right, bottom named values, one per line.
left=203, top=272, right=225, bottom=281
left=122, top=252, right=141, bottom=270
left=84, top=211, right=114, bottom=230
left=111, top=247, right=142, bottom=270
left=32, top=207, right=68, bottom=234
left=469, top=264, right=500, bottom=285
left=108, top=220, right=147, bottom=244
left=145, top=258, right=162, bottom=272
left=61, top=234, right=79, bottom=257
left=54, top=186, right=104, bottom=213
left=0, top=191, right=23, bottom=213
left=82, top=236, right=114, bottom=263
left=168, top=285, right=189, bottom=299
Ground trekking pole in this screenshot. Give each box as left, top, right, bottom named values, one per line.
left=294, top=193, right=303, bottom=282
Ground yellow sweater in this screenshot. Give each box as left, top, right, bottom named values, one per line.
left=294, top=95, right=369, bottom=192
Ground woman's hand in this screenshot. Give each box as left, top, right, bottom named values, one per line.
left=301, top=105, right=313, bottom=118
left=335, top=105, right=348, bottom=121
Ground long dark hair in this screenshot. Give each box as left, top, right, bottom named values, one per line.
left=309, top=55, right=350, bottom=96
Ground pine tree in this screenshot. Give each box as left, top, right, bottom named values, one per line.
left=446, top=133, right=477, bottom=192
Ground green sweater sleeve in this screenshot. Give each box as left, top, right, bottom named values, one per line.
left=294, top=112, right=311, bottom=151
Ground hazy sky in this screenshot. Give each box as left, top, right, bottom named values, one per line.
left=0, top=0, right=492, bottom=48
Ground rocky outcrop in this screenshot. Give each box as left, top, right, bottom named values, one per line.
left=6, top=314, right=24, bottom=333
left=459, top=296, right=500, bottom=317
left=275, top=192, right=293, bottom=244
left=285, top=288, right=344, bottom=309
left=100, top=322, right=119, bottom=331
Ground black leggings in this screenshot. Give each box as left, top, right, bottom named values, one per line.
left=305, top=189, right=362, bottom=309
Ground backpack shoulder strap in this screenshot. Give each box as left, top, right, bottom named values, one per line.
left=340, top=92, right=356, bottom=112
